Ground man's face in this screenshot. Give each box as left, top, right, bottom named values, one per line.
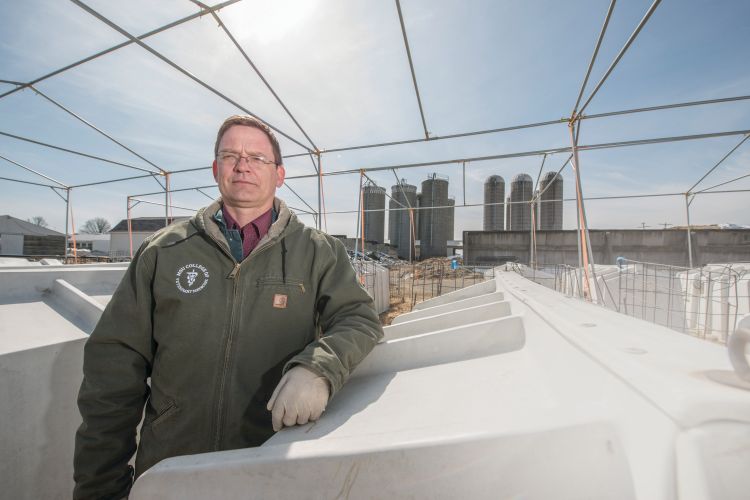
left=212, top=125, right=285, bottom=211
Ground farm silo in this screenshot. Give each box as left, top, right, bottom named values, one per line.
left=539, top=171, right=563, bottom=230
left=483, top=175, right=505, bottom=230
left=388, top=198, right=397, bottom=245
left=419, top=174, right=450, bottom=259
left=391, top=179, right=417, bottom=260
left=363, top=182, right=386, bottom=243
left=510, top=173, right=533, bottom=231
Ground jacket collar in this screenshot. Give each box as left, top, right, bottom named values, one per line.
left=193, top=197, right=298, bottom=254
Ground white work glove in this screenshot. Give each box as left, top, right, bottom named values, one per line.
left=267, top=365, right=330, bottom=431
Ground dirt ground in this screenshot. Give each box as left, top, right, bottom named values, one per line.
left=379, top=259, right=486, bottom=326
left=379, top=298, right=414, bottom=326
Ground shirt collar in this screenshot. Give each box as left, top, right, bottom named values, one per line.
left=213, top=205, right=277, bottom=231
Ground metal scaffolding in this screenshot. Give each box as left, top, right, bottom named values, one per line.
left=1, top=0, right=749, bottom=272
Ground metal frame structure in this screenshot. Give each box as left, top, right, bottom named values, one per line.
left=2, top=0, right=749, bottom=289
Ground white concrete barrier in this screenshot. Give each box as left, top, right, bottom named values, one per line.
left=412, top=279, right=495, bottom=310
left=391, top=291, right=505, bottom=324
left=0, top=338, right=85, bottom=499
left=50, top=279, right=105, bottom=333
left=132, top=423, right=634, bottom=500
left=0, top=266, right=126, bottom=303
left=123, top=270, right=750, bottom=500
left=384, top=301, right=512, bottom=341
left=354, top=315, right=524, bottom=378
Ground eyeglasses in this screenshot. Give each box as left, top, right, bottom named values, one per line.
left=216, top=151, right=277, bottom=168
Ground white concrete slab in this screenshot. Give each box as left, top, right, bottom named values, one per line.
left=391, top=291, right=505, bottom=324
left=412, top=278, right=495, bottom=310
left=0, top=301, right=88, bottom=355
left=383, top=300, right=512, bottom=341
left=354, top=315, right=525, bottom=378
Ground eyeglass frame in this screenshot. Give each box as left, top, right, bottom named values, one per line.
left=216, top=150, right=279, bottom=169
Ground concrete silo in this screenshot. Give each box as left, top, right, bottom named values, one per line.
left=483, top=175, right=505, bottom=231
left=363, top=183, right=386, bottom=243
left=415, top=192, right=423, bottom=243
left=390, top=179, right=417, bottom=260
left=388, top=198, right=397, bottom=245
left=510, top=173, right=533, bottom=231
left=419, top=174, right=450, bottom=259
left=539, top=171, right=563, bottom=230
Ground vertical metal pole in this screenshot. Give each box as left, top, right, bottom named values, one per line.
left=64, top=188, right=70, bottom=262
left=569, top=118, right=601, bottom=302
left=317, top=152, right=322, bottom=230
left=360, top=185, right=365, bottom=260
left=571, top=126, right=584, bottom=297
left=462, top=161, right=466, bottom=206
left=164, top=173, right=170, bottom=227
left=409, top=208, right=415, bottom=263
left=529, top=199, right=538, bottom=269
left=684, top=194, right=694, bottom=268
left=354, top=170, right=363, bottom=262
left=127, top=196, right=134, bottom=259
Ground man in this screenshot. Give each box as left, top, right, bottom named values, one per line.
left=73, top=115, right=383, bottom=499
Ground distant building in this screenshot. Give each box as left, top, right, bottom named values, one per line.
left=0, top=215, right=65, bottom=256
left=109, top=217, right=188, bottom=258
left=68, top=234, right=110, bottom=256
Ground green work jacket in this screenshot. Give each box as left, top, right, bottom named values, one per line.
left=73, top=198, right=383, bottom=499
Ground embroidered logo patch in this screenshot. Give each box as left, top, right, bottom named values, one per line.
left=273, top=294, right=288, bottom=308
left=175, top=264, right=210, bottom=294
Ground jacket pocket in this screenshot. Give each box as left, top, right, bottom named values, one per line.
left=147, top=399, right=180, bottom=430
left=256, top=276, right=306, bottom=294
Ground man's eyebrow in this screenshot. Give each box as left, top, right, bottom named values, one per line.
left=217, top=149, right=270, bottom=157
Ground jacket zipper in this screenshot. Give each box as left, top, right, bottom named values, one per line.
left=207, top=229, right=285, bottom=450
left=213, top=261, right=241, bottom=450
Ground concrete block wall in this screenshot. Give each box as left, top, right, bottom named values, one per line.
left=464, top=229, right=750, bottom=268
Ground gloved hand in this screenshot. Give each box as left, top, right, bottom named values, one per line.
left=267, top=365, right=330, bottom=431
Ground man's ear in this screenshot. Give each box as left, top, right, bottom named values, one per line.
left=275, top=163, right=286, bottom=188
left=212, top=160, right=218, bottom=182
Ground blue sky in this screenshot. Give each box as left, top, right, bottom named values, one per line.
left=1, top=0, right=749, bottom=237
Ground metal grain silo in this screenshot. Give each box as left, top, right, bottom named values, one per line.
left=539, top=171, right=563, bottom=230
left=363, top=182, right=386, bottom=243
left=510, top=173, right=533, bottom=231
left=390, top=179, right=417, bottom=260
left=483, top=175, right=505, bottom=230
left=415, top=192, right=423, bottom=242
left=419, top=174, right=450, bottom=259
left=388, top=198, right=397, bottom=245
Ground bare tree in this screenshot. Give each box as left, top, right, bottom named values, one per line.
left=81, top=217, right=111, bottom=234
left=28, top=216, right=48, bottom=228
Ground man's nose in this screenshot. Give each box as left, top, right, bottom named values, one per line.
left=234, top=156, right=253, bottom=171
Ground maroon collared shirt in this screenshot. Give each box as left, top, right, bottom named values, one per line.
left=222, top=206, right=273, bottom=260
